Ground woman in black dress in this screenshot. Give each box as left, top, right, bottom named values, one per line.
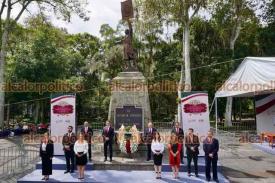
left=74, top=132, right=88, bottom=180
left=39, top=132, right=54, bottom=181
left=151, top=131, right=164, bottom=179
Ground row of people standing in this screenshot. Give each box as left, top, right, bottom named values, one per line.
left=39, top=121, right=114, bottom=181
left=62, top=122, right=92, bottom=176
left=145, top=122, right=184, bottom=163
left=61, top=121, right=114, bottom=179
left=146, top=122, right=186, bottom=179
left=40, top=129, right=89, bottom=180
left=149, top=122, right=220, bottom=182
left=40, top=120, right=219, bottom=182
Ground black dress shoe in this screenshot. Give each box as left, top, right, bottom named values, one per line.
left=188, top=173, right=191, bottom=177
left=64, top=171, right=69, bottom=174
left=206, top=178, right=211, bottom=182
left=104, top=159, right=107, bottom=162
left=89, top=158, right=92, bottom=162
left=181, top=160, right=184, bottom=164
left=110, top=159, right=112, bottom=162
left=214, top=179, right=219, bottom=183
left=70, top=170, right=74, bottom=173
left=195, top=174, right=199, bottom=177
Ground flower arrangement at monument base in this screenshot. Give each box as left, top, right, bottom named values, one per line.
left=117, top=124, right=141, bottom=154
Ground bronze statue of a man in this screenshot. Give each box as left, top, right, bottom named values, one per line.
left=121, top=0, right=138, bottom=71
left=123, top=20, right=135, bottom=61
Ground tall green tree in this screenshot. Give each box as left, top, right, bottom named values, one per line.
left=0, top=0, right=89, bottom=128
left=136, top=0, right=207, bottom=92
left=211, top=0, right=257, bottom=126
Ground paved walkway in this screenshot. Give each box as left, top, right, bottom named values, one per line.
left=18, top=170, right=229, bottom=183
left=218, top=131, right=275, bottom=183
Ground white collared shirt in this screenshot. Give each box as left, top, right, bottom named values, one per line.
left=74, top=140, right=88, bottom=154
left=151, top=140, right=164, bottom=154
left=42, top=143, right=47, bottom=151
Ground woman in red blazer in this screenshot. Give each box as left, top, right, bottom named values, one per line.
left=168, top=133, right=182, bottom=179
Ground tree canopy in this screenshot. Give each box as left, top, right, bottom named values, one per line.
left=0, top=0, right=275, bottom=126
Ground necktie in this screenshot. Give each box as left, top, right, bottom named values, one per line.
left=176, top=128, right=179, bottom=134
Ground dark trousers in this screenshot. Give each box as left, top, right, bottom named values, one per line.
left=88, top=143, right=92, bottom=160
left=41, top=155, right=52, bottom=175
left=65, top=150, right=75, bottom=171
left=104, top=140, right=113, bottom=159
left=205, top=156, right=218, bottom=180
left=187, top=153, right=198, bottom=174
left=147, top=144, right=152, bottom=160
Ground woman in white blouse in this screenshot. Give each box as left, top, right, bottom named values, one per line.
left=74, top=133, right=88, bottom=180
left=151, top=131, right=164, bottom=179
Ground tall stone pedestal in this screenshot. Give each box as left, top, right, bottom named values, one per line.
left=108, top=72, right=151, bottom=132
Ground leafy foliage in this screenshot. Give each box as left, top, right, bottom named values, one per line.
left=2, top=1, right=275, bottom=124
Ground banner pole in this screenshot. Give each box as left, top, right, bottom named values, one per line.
left=49, top=93, right=52, bottom=136
left=178, top=90, right=182, bottom=124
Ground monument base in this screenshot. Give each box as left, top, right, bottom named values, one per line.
left=108, top=72, right=151, bottom=131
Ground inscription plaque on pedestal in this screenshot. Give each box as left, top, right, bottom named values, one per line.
left=115, top=105, right=143, bottom=131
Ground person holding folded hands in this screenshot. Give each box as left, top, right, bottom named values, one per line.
left=74, top=133, right=88, bottom=180
left=151, top=131, right=164, bottom=179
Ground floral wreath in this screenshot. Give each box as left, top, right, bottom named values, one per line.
left=117, top=124, right=140, bottom=154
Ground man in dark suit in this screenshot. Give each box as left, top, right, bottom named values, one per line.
left=203, top=130, right=219, bottom=182
left=62, top=126, right=76, bottom=174
left=171, top=122, right=184, bottom=164
left=102, top=120, right=115, bottom=162
left=81, top=121, right=93, bottom=161
left=185, top=128, right=200, bottom=177
left=144, top=121, right=157, bottom=161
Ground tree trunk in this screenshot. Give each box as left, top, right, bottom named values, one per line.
left=229, top=21, right=241, bottom=57
left=225, top=97, right=233, bottom=126
left=177, top=20, right=186, bottom=124
left=184, top=23, right=191, bottom=92
left=34, top=100, right=40, bottom=124
left=40, top=100, right=44, bottom=123
left=0, top=4, right=11, bottom=128
left=225, top=21, right=241, bottom=128
left=6, top=101, right=9, bottom=127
